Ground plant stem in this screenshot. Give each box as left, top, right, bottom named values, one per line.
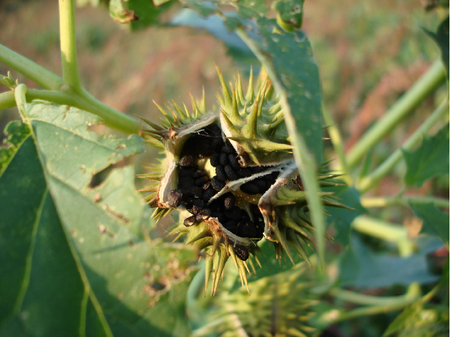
left=352, top=216, right=407, bottom=243
left=0, top=44, right=64, bottom=90
left=361, top=196, right=449, bottom=209
left=58, top=0, right=82, bottom=92
left=347, top=60, right=446, bottom=169
left=322, top=103, right=352, bottom=185
left=358, top=100, right=449, bottom=193
left=319, top=284, right=421, bottom=326
left=0, top=91, right=16, bottom=110
left=25, top=89, right=140, bottom=134
left=236, top=27, right=327, bottom=277
left=329, top=283, right=420, bottom=307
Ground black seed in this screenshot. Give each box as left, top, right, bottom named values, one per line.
left=193, top=199, right=205, bottom=209
left=179, top=155, right=196, bottom=167
left=179, top=168, right=195, bottom=178
left=167, top=189, right=183, bottom=208
left=228, top=154, right=240, bottom=169
left=240, top=182, right=260, bottom=195
left=220, top=153, right=228, bottom=166
left=234, top=245, right=249, bottom=261
left=215, top=166, right=227, bottom=182
left=211, top=176, right=226, bottom=191
left=224, top=220, right=238, bottom=231
left=221, top=145, right=234, bottom=154
left=203, top=187, right=216, bottom=202
left=195, top=176, right=209, bottom=186
left=228, top=207, right=242, bottom=220
left=195, top=208, right=211, bottom=222
left=184, top=215, right=196, bottom=227
left=178, top=177, right=195, bottom=189
left=192, top=170, right=204, bottom=179
left=184, top=186, right=203, bottom=199
left=241, top=211, right=250, bottom=222
left=237, top=168, right=252, bottom=178
left=187, top=204, right=202, bottom=215
left=210, top=154, right=220, bottom=167
left=218, top=214, right=228, bottom=224
left=224, top=195, right=235, bottom=210
left=224, top=165, right=238, bottom=181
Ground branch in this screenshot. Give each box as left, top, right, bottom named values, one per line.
left=347, top=60, right=446, bottom=169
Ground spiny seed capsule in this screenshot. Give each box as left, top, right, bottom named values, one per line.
left=139, top=67, right=348, bottom=295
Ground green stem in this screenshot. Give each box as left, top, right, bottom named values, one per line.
left=26, top=89, right=140, bottom=134
left=329, top=283, right=420, bottom=307
left=358, top=100, right=449, bottom=193
left=58, top=0, right=82, bottom=92
left=322, top=103, right=352, bottom=185
left=352, top=216, right=407, bottom=243
left=347, top=60, right=446, bottom=169
left=0, top=44, right=64, bottom=90
left=0, top=91, right=16, bottom=110
left=236, top=28, right=327, bottom=277
left=361, top=196, right=449, bottom=209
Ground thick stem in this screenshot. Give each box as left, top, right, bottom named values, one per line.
left=358, top=101, right=449, bottom=193
left=58, top=0, right=82, bottom=92
left=347, top=60, right=446, bottom=169
left=361, top=196, right=449, bottom=209
left=0, top=44, right=64, bottom=90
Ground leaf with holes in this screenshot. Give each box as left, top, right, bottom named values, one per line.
left=402, top=125, right=449, bottom=187
left=0, top=101, right=198, bottom=336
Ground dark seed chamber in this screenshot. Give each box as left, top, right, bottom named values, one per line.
left=169, top=123, right=280, bottom=260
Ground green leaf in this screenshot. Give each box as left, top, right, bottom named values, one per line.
left=0, top=101, right=198, bottom=336
left=273, top=0, right=304, bottom=29
left=424, top=16, right=449, bottom=79
left=402, top=125, right=449, bottom=187
left=254, top=17, right=323, bottom=163
left=324, top=186, right=367, bottom=246
left=0, top=120, right=30, bottom=175
left=232, top=0, right=268, bottom=19
left=339, top=236, right=442, bottom=289
left=409, top=201, right=449, bottom=245
left=126, top=0, right=173, bottom=30
left=383, top=302, right=449, bottom=337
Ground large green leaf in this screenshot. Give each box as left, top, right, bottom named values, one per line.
left=0, top=101, right=198, bottom=336
left=409, top=201, right=449, bottom=245
left=324, top=186, right=367, bottom=246
left=338, top=236, right=442, bottom=289
left=402, top=125, right=449, bottom=187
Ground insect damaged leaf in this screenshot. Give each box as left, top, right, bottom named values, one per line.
left=0, top=101, right=198, bottom=336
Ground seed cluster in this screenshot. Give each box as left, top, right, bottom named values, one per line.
left=168, top=124, right=280, bottom=260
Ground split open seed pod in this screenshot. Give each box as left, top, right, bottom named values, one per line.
left=139, top=68, right=347, bottom=294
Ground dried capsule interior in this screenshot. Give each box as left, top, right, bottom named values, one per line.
left=169, top=122, right=282, bottom=260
